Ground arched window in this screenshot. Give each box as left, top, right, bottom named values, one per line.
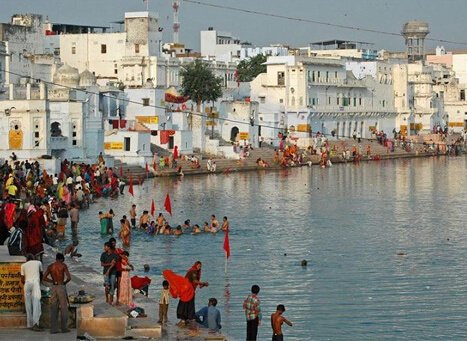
left=51, top=122, right=62, bottom=137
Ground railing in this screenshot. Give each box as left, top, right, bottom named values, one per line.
left=50, top=136, right=68, bottom=150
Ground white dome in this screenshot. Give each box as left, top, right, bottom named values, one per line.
left=53, top=64, right=80, bottom=88
left=79, top=69, right=96, bottom=87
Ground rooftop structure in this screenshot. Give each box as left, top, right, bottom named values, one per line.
left=402, top=21, right=429, bottom=63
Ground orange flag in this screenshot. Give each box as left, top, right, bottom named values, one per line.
left=164, top=192, right=172, bottom=216
left=128, top=176, right=134, bottom=196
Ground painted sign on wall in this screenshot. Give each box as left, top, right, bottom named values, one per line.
left=104, top=142, right=124, bottom=150
left=0, top=263, right=24, bottom=312
left=136, top=116, right=159, bottom=124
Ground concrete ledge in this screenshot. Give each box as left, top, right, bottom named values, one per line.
left=0, top=312, right=27, bottom=328
left=77, top=315, right=128, bottom=338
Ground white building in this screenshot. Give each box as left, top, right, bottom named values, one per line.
left=200, top=28, right=242, bottom=62
left=250, top=55, right=397, bottom=147
left=0, top=14, right=61, bottom=87
left=239, top=45, right=289, bottom=60
left=0, top=64, right=116, bottom=171
left=59, top=12, right=163, bottom=88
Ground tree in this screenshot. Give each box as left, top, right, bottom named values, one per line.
left=180, top=59, right=223, bottom=112
left=236, top=54, right=267, bottom=82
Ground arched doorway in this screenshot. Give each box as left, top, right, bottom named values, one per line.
left=51, top=122, right=62, bottom=137
left=230, top=126, right=239, bottom=142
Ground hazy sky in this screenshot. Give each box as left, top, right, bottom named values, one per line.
left=2, top=0, right=467, bottom=52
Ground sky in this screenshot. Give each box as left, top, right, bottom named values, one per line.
left=1, top=0, right=467, bottom=52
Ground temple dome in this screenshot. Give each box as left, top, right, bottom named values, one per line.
left=53, top=64, right=80, bottom=88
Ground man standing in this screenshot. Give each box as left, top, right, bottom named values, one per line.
left=195, top=297, right=222, bottom=332
left=42, top=253, right=71, bottom=334
left=69, top=204, right=79, bottom=240
left=21, top=254, right=43, bottom=331
left=100, top=241, right=118, bottom=304
left=243, top=284, right=262, bottom=341
left=129, top=204, right=137, bottom=229
left=271, top=305, right=293, bottom=341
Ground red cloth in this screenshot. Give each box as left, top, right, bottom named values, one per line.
left=128, top=176, right=134, bottom=196
left=173, top=146, right=179, bottom=160
left=164, top=193, right=172, bottom=216
left=162, top=270, right=194, bottom=302
left=25, top=208, right=45, bottom=256
left=4, top=203, right=16, bottom=229
left=151, top=199, right=155, bottom=217
left=160, top=131, right=170, bottom=144
left=223, top=227, right=230, bottom=259
left=131, top=276, right=152, bottom=290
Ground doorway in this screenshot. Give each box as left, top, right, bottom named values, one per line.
left=230, top=126, right=239, bottom=142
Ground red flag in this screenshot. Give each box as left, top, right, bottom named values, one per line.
left=128, top=175, right=134, bottom=196
left=119, top=166, right=123, bottom=177
left=153, top=161, right=157, bottom=171
left=145, top=163, right=149, bottom=174
left=164, top=192, right=172, bottom=216
left=151, top=199, right=155, bottom=217
left=223, top=227, right=230, bottom=259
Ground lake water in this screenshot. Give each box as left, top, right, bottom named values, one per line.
left=71, top=156, right=467, bottom=340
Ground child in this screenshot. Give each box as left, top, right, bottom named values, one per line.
left=158, top=280, right=170, bottom=324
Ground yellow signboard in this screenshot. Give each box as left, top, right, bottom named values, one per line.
left=239, top=132, right=249, bottom=140
left=136, top=116, right=159, bottom=124
left=206, top=120, right=217, bottom=126
left=448, top=122, right=464, bottom=127
left=297, top=124, right=311, bottom=133
left=104, top=142, right=124, bottom=150
left=0, top=263, right=24, bottom=312
left=8, top=130, right=23, bottom=150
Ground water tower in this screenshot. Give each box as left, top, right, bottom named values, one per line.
left=402, top=21, right=430, bottom=63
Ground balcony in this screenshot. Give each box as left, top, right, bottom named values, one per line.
left=50, top=136, right=68, bottom=150
left=308, top=78, right=366, bottom=88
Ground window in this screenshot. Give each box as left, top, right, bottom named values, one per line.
left=34, top=122, right=40, bottom=147
left=279, top=99, right=284, bottom=104
left=460, top=89, right=465, bottom=101
left=259, top=96, right=265, bottom=104
left=359, top=98, right=362, bottom=106
left=312, top=71, right=316, bottom=82
left=328, top=96, right=331, bottom=105
left=335, top=71, right=338, bottom=79
left=101, top=44, right=107, bottom=54
left=72, top=122, right=78, bottom=146
left=326, top=71, right=329, bottom=82
left=135, top=44, right=140, bottom=53
left=124, top=137, right=131, bottom=151
left=142, top=98, right=150, bottom=106
left=71, top=46, right=76, bottom=54
left=353, top=97, right=357, bottom=107
left=277, top=72, right=285, bottom=86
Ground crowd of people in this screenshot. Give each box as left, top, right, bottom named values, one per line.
left=101, top=206, right=230, bottom=244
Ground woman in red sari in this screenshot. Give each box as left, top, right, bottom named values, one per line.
left=176, top=261, right=208, bottom=326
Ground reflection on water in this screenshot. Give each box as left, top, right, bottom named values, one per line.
left=72, top=156, right=467, bottom=340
